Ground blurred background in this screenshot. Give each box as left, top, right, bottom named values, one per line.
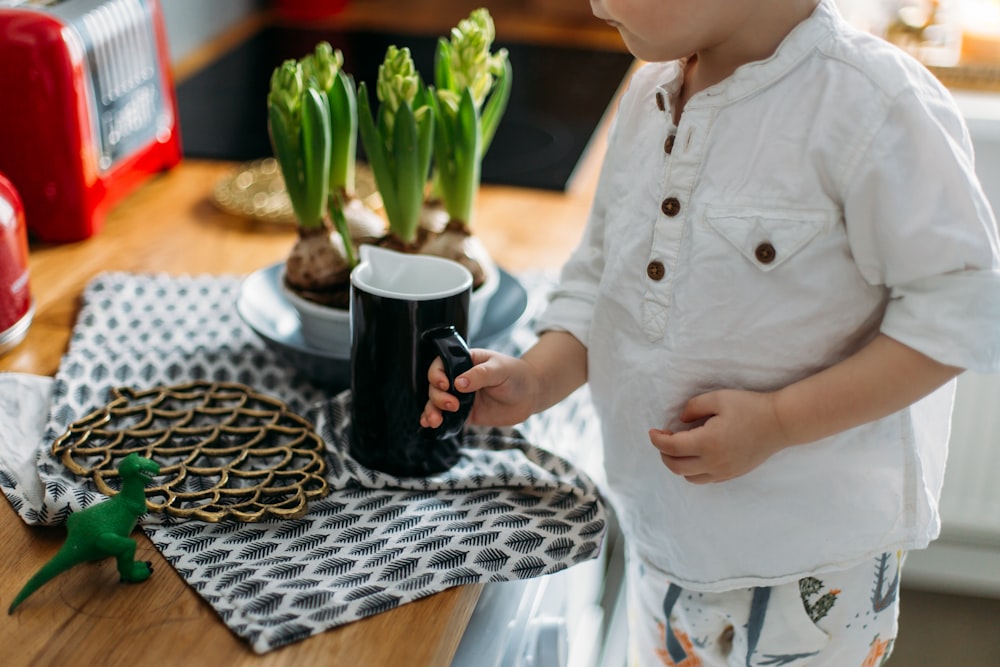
left=161, top=1, right=1000, bottom=71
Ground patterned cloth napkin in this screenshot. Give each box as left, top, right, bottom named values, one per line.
left=0, top=271, right=606, bottom=654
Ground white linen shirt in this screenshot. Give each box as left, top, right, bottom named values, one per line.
left=536, top=0, right=1000, bottom=592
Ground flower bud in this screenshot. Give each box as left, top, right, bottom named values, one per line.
left=268, top=60, right=304, bottom=129
left=445, top=9, right=507, bottom=107
left=376, top=46, right=420, bottom=136
left=302, top=41, right=344, bottom=92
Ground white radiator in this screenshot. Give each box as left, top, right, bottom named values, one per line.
left=903, top=93, right=1000, bottom=598
left=940, top=373, right=1000, bottom=541
left=903, top=372, right=1000, bottom=598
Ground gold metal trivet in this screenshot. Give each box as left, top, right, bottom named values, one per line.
left=212, top=158, right=381, bottom=224
left=51, top=381, right=330, bottom=522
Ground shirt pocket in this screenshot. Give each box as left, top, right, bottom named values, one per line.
left=704, top=206, right=832, bottom=272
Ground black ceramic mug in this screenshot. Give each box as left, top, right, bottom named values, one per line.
left=348, top=245, right=475, bottom=476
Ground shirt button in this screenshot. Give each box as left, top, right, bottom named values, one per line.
left=664, top=134, right=676, bottom=154
left=647, top=260, right=666, bottom=281
left=655, top=92, right=665, bottom=111
left=755, top=242, right=777, bottom=264
left=661, top=197, right=681, bottom=217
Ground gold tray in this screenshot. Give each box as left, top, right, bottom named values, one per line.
left=212, top=158, right=381, bottom=224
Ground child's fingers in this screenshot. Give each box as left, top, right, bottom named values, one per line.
left=422, top=363, right=481, bottom=426
left=427, top=357, right=451, bottom=391
left=648, top=427, right=687, bottom=456
left=420, top=404, right=444, bottom=429
left=428, top=383, right=461, bottom=411
left=424, top=348, right=502, bottom=429
left=423, top=353, right=472, bottom=428
left=450, top=349, right=501, bottom=393
left=428, top=349, right=497, bottom=394
left=679, top=392, right=717, bottom=424
left=650, top=429, right=713, bottom=481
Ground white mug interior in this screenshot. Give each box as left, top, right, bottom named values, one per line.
left=351, top=244, right=472, bottom=300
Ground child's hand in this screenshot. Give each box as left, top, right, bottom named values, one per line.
left=421, top=349, right=540, bottom=428
left=649, top=389, right=790, bottom=484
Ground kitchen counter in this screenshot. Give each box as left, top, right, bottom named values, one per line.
left=0, top=86, right=615, bottom=664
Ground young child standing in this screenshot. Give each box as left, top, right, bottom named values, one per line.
left=423, top=0, right=1000, bottom=664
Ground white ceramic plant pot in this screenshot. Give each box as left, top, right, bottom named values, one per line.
left=279, top=271, right=351, bottom=353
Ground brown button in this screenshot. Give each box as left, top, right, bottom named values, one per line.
left=655, top=92, right=665, bottom=111
left=664, top=134, right=676, bottom=154
left=755, top=242, right=777, bottom=264
left=661, top=197, right=681, bottom=217
left=647, top=260, right=666, bottom=281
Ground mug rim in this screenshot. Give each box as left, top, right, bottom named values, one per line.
left=350, top=247, right=473, bottom=301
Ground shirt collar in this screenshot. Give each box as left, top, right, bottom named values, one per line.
left=656, top=0, right=843, bottom=111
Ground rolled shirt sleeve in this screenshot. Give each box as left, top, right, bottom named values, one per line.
left=534, top=101, right=633, bottom=348
left=844, top=86, right=1000, bottom=372
left=534, top=251, right=600, bottom=348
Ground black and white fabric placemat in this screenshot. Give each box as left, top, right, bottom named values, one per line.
left=0, top=270, right=606, bottom=653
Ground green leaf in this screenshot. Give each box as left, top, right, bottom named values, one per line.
left=434, top=38, right=454, bottom=92
left=480, top=56, right=511, bottom=155
left=429, top=92, right=453, bottom=188
left=357, top=81, right=400, bottom=230
left=267, top=104, right=308, bottom=224
left=457, top=87, right=480, bottom=156
left=431, top=91, right=463, bottom=221
left=392, top=102, right=422, bottom=243
left=328, top=69, right=357, bottom=193
left=414, top=84, right=436, bottom=190
left=300, top=85, right=332, bottom=227
left=430, top=88, right=480, bottom=225
left=329, top=189, right=357, bottom=267
left=430, top=91, right=456, bottom=166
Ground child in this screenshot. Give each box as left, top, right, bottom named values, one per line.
left=423, top=0, right=1000, bottom=664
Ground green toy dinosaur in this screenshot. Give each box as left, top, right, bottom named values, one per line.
left=9, top=453, right=161, bottom=614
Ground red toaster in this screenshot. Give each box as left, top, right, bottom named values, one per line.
left=0, top=0, right=181, bottom=243
left=0, top=171, right=31, bottom=354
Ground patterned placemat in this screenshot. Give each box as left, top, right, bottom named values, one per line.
left=0, top=270, right=606, bottom=653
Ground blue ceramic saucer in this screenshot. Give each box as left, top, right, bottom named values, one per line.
left=237, top=262, right=529, bottom=387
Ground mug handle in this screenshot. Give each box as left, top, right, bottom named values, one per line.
left=423, top=325, right=474, bottom=438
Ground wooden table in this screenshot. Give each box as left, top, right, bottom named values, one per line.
left=0, top=103, right=614, bottom=667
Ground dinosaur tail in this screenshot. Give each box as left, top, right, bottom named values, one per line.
left=8, top=549, right=77, bottom=614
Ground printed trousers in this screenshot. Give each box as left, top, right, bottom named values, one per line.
left=626, top=548, right=904, bottom=667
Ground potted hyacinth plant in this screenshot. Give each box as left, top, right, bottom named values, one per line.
left=268, top=42, right=384, bottom=310
left=421, top=8, right=511, bottom=289
left=356, top=45, right=435, bottom=253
